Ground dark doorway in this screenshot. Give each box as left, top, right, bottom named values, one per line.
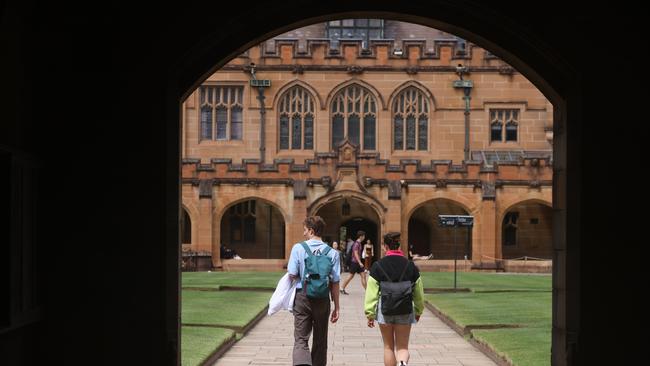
left=408, top=218, right=430, bottom=257
left=341, top=217, right=378, bottom=260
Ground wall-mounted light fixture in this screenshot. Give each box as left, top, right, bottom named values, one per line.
left=393, top=48, right=403, bottom=56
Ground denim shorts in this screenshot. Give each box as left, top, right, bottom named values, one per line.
left=375, top=296, right=416, bottom=325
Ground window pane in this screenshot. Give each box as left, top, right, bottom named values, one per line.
left=369, top=19, right=381, bottom=27
left=363, top=115, right=375, bottom=150
left=406, top=115, right=416, bottom=150
left=332, top=115, right=344, bottom=149
left=348, top=114, right=360, bottom=145
left=292, top=115, right=302, bottom=149
left=368, top=29, right=380, bottom=39
left=394, top=116, right=403, bottom=150
left=491, top=123, right=502, bottom=142
left=231, top=107, right=242, bottom=140
left=181, top=210, right=191, bottom=244
left=279, top=115, right=289, bottom=149
left=504, top=226, right=517, bottom=246
left=201, top=106, right=212, bottom=140
left=506, top=123, right=517, bottom=141
left=216, top=107, right=227, bottom=140
left=304, top=115, right=314, bottom=149
left=342, top=19, right=354, bottom=27
left=356, top=19, right=368, bottom=27
left=329, top=20, right=340, bottom=26
left=200, top=87, right=206, bottom=104
left=418, top=117, right=428, bottom=150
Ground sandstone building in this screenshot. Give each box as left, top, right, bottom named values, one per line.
left=180, top=20, right=553, bottom=271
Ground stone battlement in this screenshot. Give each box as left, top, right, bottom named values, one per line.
left=228, top=38, right=510, bottom=70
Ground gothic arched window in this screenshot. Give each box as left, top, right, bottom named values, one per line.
left=278, top=86, right=315, bottom=150
left=199, top=86, right=244, bottom=141
left=181, top=208, right=191, bottom=244
left=393, top=87, right=429, bottom=151
left=490, top=109, right=519, bottom=143
left=331, top=85, right=377, bottom=150
left=229, top=200, right=256, bottom=244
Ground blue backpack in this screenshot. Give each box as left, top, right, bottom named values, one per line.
left=300, top=242, right=333, bottom=299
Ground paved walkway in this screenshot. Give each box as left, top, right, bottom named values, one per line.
left=211, top=276, right=496, bottom=366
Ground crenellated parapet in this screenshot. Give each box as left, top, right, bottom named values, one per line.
left=182, top=149, right=551, bottom=200
left=226, top=38, right=512, bottom=72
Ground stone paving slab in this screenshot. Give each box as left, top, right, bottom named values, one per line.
left=210, top=276, right=496, bottom=366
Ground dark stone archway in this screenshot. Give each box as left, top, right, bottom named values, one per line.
left=5, top=2, right=642, bottom=366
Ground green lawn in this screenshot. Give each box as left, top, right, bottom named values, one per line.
left=420, top=272, right=551, bottom=292
left=182, top=290, right=272, bottom=328
left=181, top=326, right=234, bottom=366
left=422, top=272, right=551, bottom=366
left=182, top=271, right=285, bottom=289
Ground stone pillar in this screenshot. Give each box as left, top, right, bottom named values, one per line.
left=477, top=199, right=497, bottom=264
left=196, top=179, right=216, bottom=267
left=385, top=188, right=402, bottom=255
left=289, top=197, right=307, bottom=259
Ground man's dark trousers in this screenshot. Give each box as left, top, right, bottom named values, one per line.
left=293, top=289, right=331, bottom=366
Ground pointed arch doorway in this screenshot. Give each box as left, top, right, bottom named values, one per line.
left=312, top=195, right=382, bottom=261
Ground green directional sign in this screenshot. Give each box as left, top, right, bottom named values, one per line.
left=250, top=79, right=271, bottom=87
left=452, top=80, right=473, bottom=88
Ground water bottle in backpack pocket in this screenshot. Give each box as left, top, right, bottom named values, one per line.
left=376, top=261, right=414, bottom=315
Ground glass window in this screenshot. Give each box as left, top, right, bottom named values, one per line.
left=348, top=114, right=360, bottom=146
left=231, top=106, right=242, bottom=140
left=278, top=86, right=316, bottom=150
left=304, top=115, right=314, bottom=150
left=291, top=115, right=302, bottom=149
left=216, top=107, right=228, bottom=140
left=406, top=116, right=416, bottom=150
left=200, top=106, right=212, bottom=140
left=327, top=18, right=384, bottom=49
left=332, top=115, right=344, bottom=149
left=330, top=84, right=377, bottom=151
left=279, top=115, right=289, bottom=149
left=506, top=122, right=518, bottom=142
left=181, top=209, right=191, bottom=244
left=491, top=109, right=519, bottom=143
left=418, top=116, right=428, bottom=150
left=394, top=116, right=403, bottom=150
left=491, top=122, right=502, bottom=142
left=199, top=85, right=244, bottom=141
left=363, top=115, right=376, bottom=150
left=393, top=87, right=430, bottom=151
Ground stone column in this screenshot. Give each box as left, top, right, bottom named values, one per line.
left=289, top=197, right=307, bottom=259
left=196, top=179, right=216, bottom=267
left=477, top=199, right=497, bottom=265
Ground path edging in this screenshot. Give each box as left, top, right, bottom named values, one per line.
left=424, top=301, right=513, bottom=366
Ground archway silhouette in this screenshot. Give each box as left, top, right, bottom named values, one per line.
left=169, top=8, right=573, bottom=366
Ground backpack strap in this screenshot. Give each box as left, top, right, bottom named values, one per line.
left=301, top=242, right=332, bottom=257
left=300, top=242, right=312, bottom=257
left=397, top=259, right=410, bottom=282
left=376, top=262, right=391, bottom=281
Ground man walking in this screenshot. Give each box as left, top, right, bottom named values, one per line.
left=339, top=230, right=367, bottom=294
left=288, top=216, right=341, bottom=366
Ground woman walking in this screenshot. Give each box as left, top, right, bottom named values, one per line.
left=364, top=232, right=424, bottom=366
left=362, top=239, right=374, bottom=271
